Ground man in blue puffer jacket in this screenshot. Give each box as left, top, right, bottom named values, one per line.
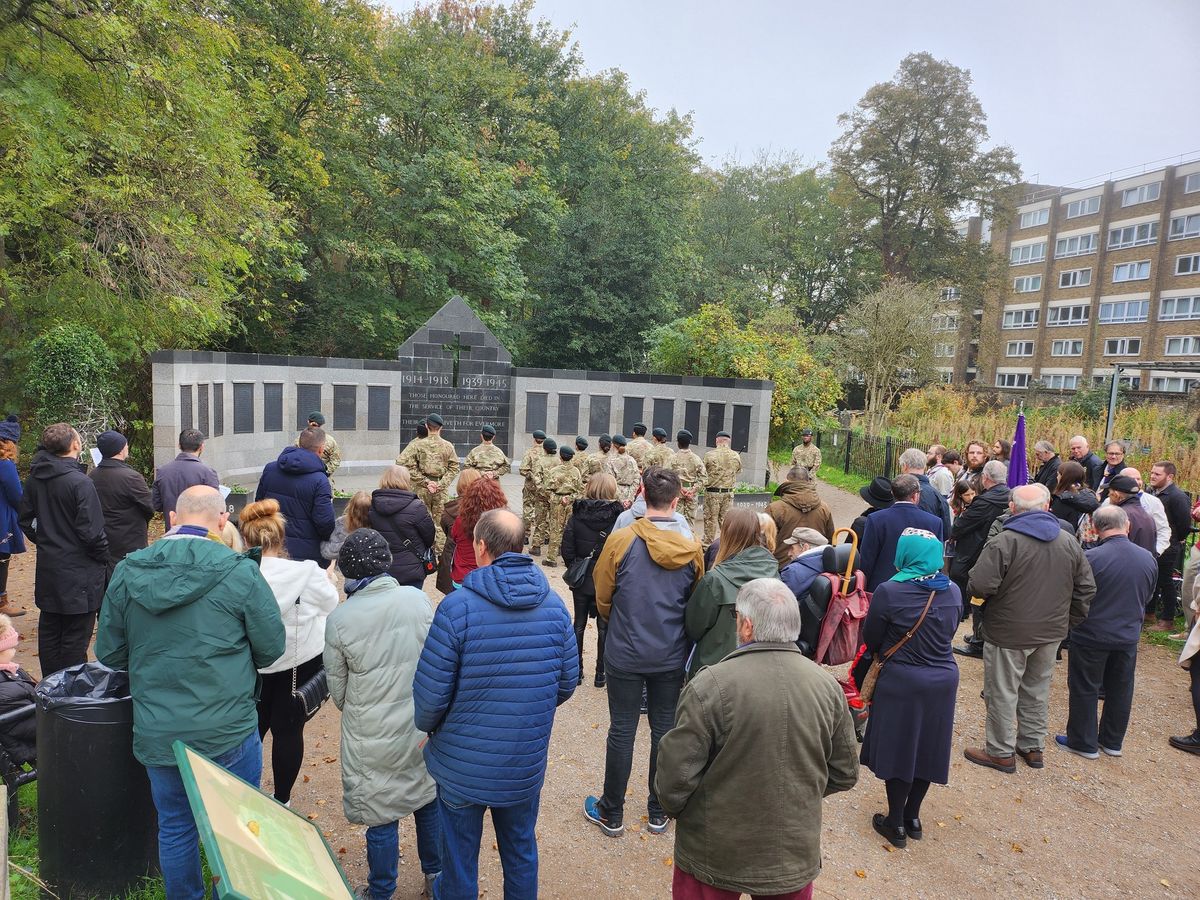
left=414, top=508, right=577, bottom=900
left=255, top=428, right=335, bottom=567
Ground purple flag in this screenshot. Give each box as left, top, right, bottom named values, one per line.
left=1007, top=412, right=1028, bottom=488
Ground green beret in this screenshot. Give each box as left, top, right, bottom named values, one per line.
left=426, top=413, right=444, bottom=427
left=559, top=446, right=575, bottom=460
left=481, top=424, right=496, bottom=437
left=575, top=436, right=588, bottom=450
left=652, top=427, right=667, bottom=439
left=543, top=438, right=557, bottom=453
left=599, top=434, right=612, bottom=443
left=801, top=428, right=813, bottom=436
left=308, top=411, right=325, bottom=426
left=532, top=429, right=546, bottom=440
left=716, top=430, right=731, bottom=439
left=612, top=434, right=628, bottom=446
left=677, top=429, right=692, bottom=444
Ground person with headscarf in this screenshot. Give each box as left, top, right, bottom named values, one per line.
left=858, top=528, right=962, bottom=850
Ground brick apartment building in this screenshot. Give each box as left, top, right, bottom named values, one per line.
left=971, top=159, right=1200, bottom=395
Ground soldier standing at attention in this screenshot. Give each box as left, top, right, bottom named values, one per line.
left=529, top=438, right=558, bottom=556
left=396, top=423, right=428, bottom=467
left=703, top=431, right=743, bottom=548
left=626, top=423, right=651, bottom=470
left=464, top=424, right=510, bottom=478
left=297, top=411, right=341, bottom=478
left=544, top=446, right=585, bottom=567
left=573, top=437, right=592, bottom=478
left=518, top=430, right=547, bottom=544
left=670, top=430, right=707, bottom=531
left=790, top=428, right=821, bottom=476
left=604, top=435, right=640, bottom=507
left=404, top=413, right=460, bottom=556
left=643, top=427, right=674, bottom=470
left=590, top=435, right=613, bottom=476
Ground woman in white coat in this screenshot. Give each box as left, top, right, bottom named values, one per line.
left=325, top=528, right=441, bottom=899
left=239, top=499, right=339, bottom=805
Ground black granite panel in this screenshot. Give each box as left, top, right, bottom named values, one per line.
left=232, top=383, right=255, bottom=434
left=557, top=393, right=580, bottom=436
left=524, top=392, right=548, bottom=434
left=368, top=386, right=390, bottom=431
left=296, top=384, right=322, bottom=431
left=732, top=404, right=752, bottom=453
left=263, top=383, right=283, bottom=432
left=212, top=383, right=224, bottom=436
left=706, top=402, right=726, bottom=447
left=588, top=395, right=611, bottom=435
left=334, top=384, right=357, bottom=431
left=180, top=385, right=193, bottom=432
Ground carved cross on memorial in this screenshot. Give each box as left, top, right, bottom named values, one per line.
left=441, top=332, right=474, bottom=388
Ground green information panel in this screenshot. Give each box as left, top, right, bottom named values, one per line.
left=173, top=741, right=354, bottom=899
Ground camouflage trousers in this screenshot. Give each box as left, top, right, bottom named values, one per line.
left=415, top=481, right=449, bottom=555
left=522, top=480, right=538, bottom=540
left=703, top=491, right=733, bottom=547
left=546, top=497, right=572, bottom=564
left=678, top=491, right=698, bottom=534
left=531, top=494, right=552, bottom=549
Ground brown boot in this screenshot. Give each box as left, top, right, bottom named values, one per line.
left=964, top=747, right=1016, bottom=773
left=0, top=594, right=27, bottom=618
left=1016, top=747, right=1044, bottom=769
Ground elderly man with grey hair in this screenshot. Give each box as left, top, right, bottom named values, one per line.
left=900, top=447, right=951, bottom=535
left=1032, top=440, right=1060, bottom=490
left=656, top=578, right=859, bottom=899
left=963, top=483, right=1095, bottom=774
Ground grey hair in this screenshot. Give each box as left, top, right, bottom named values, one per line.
left=1092, top=504, right=1128, bottom=533
left=175, top=485, right=226, bottom=521
left=1033, top=440, right=1055, bottom=454
left=899, top=448, right=927, bottom=472
left=786, top=465, right=811, bottom=482
left=982, top=460, right=1008, bottom=484
left=892, top=473, right=920, bottom=502
left=1011, top=482, right=1050, bottom=513
left=735, top=578, right=801, bottom=643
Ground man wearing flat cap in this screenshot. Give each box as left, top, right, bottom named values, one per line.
left=90, top=430, right=154, bottom=573
left=518, top=430, right=547, bottom=544
left=398, top=414, right=460, bottom=556
left=643, top=426, right=674, bottom=471
left=1104, top=475, right=1157, bottom=557
left=464, top=424, right=510, bottom=479
left=791, top=428, right=821, bottom=476
left=626, top=423, right=651, bottom=471
left=670, top=430, right=707, bottom=530
left=295, top=411, right=341, bottom=478
left=604, top=435, right=640, bottom=506
left=703, top=431, right=743, bottom=548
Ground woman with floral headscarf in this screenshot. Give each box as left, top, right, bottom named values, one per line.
left=859, top=528, right=962, bottom=849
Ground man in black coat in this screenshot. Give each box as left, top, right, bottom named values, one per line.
left=1067, top=435, right=1104, bottom=492
left=951, top=460, right=1011, bottom=658
left=151, top=428, right=219, bottom=518
left=1032, top=441, right=1061, bottom=491
left=1149, top=461, right=1193, bottom=630
left=18, top=423, right=109, bottom=677
left=1105, top=476, right=1157, bottom=557
left=89, top=430, right=153, bottom=574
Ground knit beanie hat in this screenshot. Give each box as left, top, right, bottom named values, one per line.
left=96, top=430, right=128, bottom=458
left=338, top=528, right=392, bottom=580
left=0, top=415, right=19, bottom=444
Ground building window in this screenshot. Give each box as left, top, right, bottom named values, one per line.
left=1066, top=196, right=1101, bottom=218
left=1051, top=339, right=1084, bottom=356
left=1040, top=374, right=1080, bottom=390
left=1151, top=375, right=1200, bottom=392
left=1108, top=222, right=1159, bottom=249
left=1055, top=233, right=1097, bottom=258
left=1121, top=182, right=1161, bottom=206
left=1165, top=335, right=1200, bottom=355
left=1047, top=304, right=1089, bottom=327
left=1094, top=374, right=1142, bottom=390
left=1098, top=299, right=1149, bottom=324
left=940, top=287, right=961, bottom=301
left=1010, top=242, right=1047, bottom=266
left=1176, top=254, right=1200, bottom=275
left=1058, top=268, right=1092, bottom=288
left=1112, top=261, right=1151, bottom=282
left=995, top=372, right=1030, bottom=388
left=1169, top=213, right=1200, bottom=241
left=932, top=314, right=958, bottom=332
left=1186, top=173, right=1200, bottom=194
left=1104, top=338, right=1141, bottom=355
left=1019, top=208, right=1049, bottom=228
left=934, top=343, right=955, bottom=357
left=1002, top=308, right=1039, bottom=329
left=1013, top=275, right=1042, bottom=293
left=1160, top=295, right=1200, bottom=321
left=1006, top=341, right=1034, bottom=357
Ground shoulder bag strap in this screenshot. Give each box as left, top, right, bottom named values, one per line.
left=290, top=596, right=301, bottom=696
left=880, top=590, right=937, bottom=663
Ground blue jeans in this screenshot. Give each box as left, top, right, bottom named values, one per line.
left=433, top=787, right=539, bottom=900
left=145, top=731, right=262, bottom=900
left=365, top=800, right=443, bottom=899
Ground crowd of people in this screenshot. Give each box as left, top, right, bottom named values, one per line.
left=0, top=411, right=1198, bottom=898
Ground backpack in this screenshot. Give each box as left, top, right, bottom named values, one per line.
left=813, top=568, right=870, bottom=666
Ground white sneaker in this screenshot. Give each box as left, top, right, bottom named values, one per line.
left=1099, top=745, right=1122, bottom=757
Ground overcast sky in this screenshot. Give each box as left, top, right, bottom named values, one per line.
left=389, top=0, right=1200, bottom=188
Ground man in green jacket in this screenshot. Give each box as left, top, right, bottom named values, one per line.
left=656, top=578, right=859, bottom=899
left=96, top=485, right=284, bottom=900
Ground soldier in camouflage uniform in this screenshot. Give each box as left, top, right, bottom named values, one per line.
left=572, top=436, right=592, bottom=480
left=396, top=413, right=460, bottom=556
left=529, top=438, right=558, bottom=555
left=296, top=412, right=341, bottom=478
left=642, top=426, right=674, bottom=470
left=626, top=423, right=651, bottom=471
left=703, top=430, right=743, bottom=548
left=670, top=429, right=707, bottom=531
left=790, top=428, right=822, bottom=475
left=544, top=445, right=584, bottom=566
left=589, top=434, right=613, bottom=477
left=518, top=430, right=547, bottom=543
left=464, top=424, right=510, bottom=478
left=604, top=434, right=640, bottom=506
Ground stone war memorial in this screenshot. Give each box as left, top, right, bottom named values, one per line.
left=151, top=296, right=775, bottom=484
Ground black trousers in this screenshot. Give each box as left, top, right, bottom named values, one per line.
left=1151, top=544, right=1182, bottom=623
left=0, top=552, right=9, bottom=596
left=257, top=654, right=323, bottom=804
left=38, top=610, right=98, bottom=678
left=1066, top=643, right=1137, bottom=753
left=570, top=589, right=607, bottom=679
left=1190, top=662, right=1200, bottom=734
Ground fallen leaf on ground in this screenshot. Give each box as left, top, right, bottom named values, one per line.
left=338, top=847, right=347, bottom=854
left=323, top=756, right=337, bottom=764
left=307, top=814, right=318, bottom=821
left=1011, top=842, right=1023, bottom=853
left=936, top=822, right=946, bottom=828
left=1161, top=880, right=1171, bottom=887
left=954, top=814, right=964, bottom=821
left=664, top=857, right=673, bottom=867
left=883, top=844, right=895, bottom=853
left=854, top=869, right=867, bottom=879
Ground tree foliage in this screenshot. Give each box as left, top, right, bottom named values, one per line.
left=25, top=324, right=120, bottom=447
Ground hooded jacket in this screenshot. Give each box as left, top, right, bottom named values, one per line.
left=684, top=545, right=780, bottom=676
left=18, top=451, right=109, bottom=614
left=594, top=516, right=705, bottom=674
left=256, top=556, right=340, bottom=675
left=95, top=533, right=285, bottom=766
left=612, top=495, right=693, bottom=537
left=412, top=553, right=577, bottom=806
left=255, top=446, right=335, bottom=566
left=90, top=458, right=154, bottom=565
left=368, top=488, right=435, bottom=586
left=767, top=481, right=834, bottom=566
left=0, top=458, right=25, bottom=556
left=561, top=498, right=625, bottom=597
left=966, top=510, right=1096, bottom=649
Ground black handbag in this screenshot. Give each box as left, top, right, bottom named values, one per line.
left=290, top=598, right=329, bottom=722
left=403, top=538, right=438, bottom=575
left=564, top=530, right=607, bottom=590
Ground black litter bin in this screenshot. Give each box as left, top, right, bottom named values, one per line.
left=36, top=662, right=158, bottom=898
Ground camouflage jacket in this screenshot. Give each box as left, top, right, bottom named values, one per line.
left=704, top=447, right=743, bottom=489
left=464, top=442, right=510, bottom=476
left=671, top=449, right=707, bottom=489
left=295, top=432, right=341, bottom=478
left=643, top=442, right=674, bottom=471
left=588, top=450, right=610, bottom=476
left=626, top=436, right=651, bottom=469
left=545, top=461, right=584, bottom=498
left=571, top=454, right=591, bottom=480
left=604, top=453, right=641, bottom=503
left=399, top=434, right=460, bottom=491
left=532, top=454, right=560, bottom=495
left=790, top=443, right=822, bottom=473
left=519, top=445, right=542, bottom=481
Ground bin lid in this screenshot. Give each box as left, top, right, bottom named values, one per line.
left=36, top=662, right=131, bottom=709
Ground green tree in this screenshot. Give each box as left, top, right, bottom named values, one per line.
left=25, top=324, right=121, bottom=447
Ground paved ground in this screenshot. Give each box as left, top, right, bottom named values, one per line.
left=8, top=475, right=1199, bottom=897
